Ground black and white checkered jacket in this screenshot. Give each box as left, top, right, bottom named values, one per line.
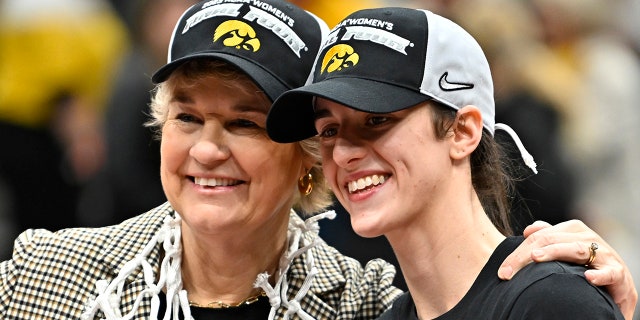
left=0, top=202, right=402, bottom=319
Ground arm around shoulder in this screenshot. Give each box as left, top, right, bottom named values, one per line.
left=0, top=229, right=50, bottom=313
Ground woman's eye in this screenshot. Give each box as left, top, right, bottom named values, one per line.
left=176, top=113, right=198, bottom=123
left=366, top=116, right=389, bottom=126
left=231, top=119, right=260, bottom=128
left=318, top=127, right=337, bottom=138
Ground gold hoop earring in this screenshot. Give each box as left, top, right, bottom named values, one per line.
left=298, top=171, right=313, bottom=196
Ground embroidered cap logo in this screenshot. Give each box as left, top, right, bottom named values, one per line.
left=214, top=20, right=261, bottom=52
left=321, top=44, right=359, bottom=74
left=438, top=72, right=474, bottom=91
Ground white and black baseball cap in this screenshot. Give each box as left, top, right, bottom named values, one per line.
left=267, top=7, right=537, bottom=173
left=151, top=0, right=328, bottom=102
left=267, top=7, right=495, bottom=141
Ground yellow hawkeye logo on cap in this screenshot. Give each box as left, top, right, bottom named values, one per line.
left=214, top=20, right=261, bottom=52
left=321, top=44, right=359, bottom=74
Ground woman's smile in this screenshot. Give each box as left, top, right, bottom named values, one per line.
left=346, top=174, right=389, bottom=193
left=192, top=176, right=243, bottom=187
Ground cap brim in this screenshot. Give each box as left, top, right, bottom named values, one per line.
left=267, top=77, right=430, bottom=143
left=151, top=52, right=288, bottom=102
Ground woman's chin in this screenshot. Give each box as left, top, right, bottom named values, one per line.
left=350, top=217, right=386, bottom=239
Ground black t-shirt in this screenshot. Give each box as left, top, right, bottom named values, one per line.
left=156, top=291, right=271, bottom=319
left=377, top=236, right=624, bottom=319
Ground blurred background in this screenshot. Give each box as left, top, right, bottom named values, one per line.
left=0, top=0, right=638, bottom=317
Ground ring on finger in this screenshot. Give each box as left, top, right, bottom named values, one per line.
left=585, top=242, right=598, bottom=267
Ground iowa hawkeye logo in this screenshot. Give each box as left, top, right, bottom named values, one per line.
left=214, top=20, right=261, bottom=52
left=321, top=44, right=359, bottom=74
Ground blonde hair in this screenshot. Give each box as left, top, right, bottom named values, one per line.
left=146, top=59, right=333, bottom=215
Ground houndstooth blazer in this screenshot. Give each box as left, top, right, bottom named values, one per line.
left=0, top=202, right=402, bottom=319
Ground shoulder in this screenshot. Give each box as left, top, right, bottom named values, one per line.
left=377, top=292, right=414, bottom=320
left=0, top=203, right=172, bottom=318
left=509, top=261, right=624, bottom=319
left=287, top=211, right=403, bottom=319
left=448, top=237, right=623, bottom=319
left=306, top=214, right=401, bottom=301
left=313, top=239, right=401, bottom=299
left=8, top=202, right=171, bottom=264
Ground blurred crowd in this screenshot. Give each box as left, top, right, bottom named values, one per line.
left=1, top=0, right=638, bottom=317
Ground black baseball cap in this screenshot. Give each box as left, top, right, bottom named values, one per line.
left=151, top=0, right=328, bottom=102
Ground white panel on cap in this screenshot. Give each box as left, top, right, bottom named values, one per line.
left=304, top=10, right=330, bottom=86
left=417, top=10, right=495, bottom=134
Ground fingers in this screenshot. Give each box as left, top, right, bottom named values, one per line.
left=521, top=220, right=552, bottom=237
left=521, top=220, right=604, bottom=263
left=498, top=239, right=534, bottom=279
left=585, top=267, right=621, bottom=287
left=532, top=240, right=637, bottom=319
left=586, top=269, right=639, bottom=320
left=498, top=224, right=550, bottom=280
left=526, top=219, right=595, bottom=236
left=498, top=236, right=593, bottom=280
left=529, top=241, right=591, bottom=265
left=500, top=219, right=605, bottom=279
left=501, top=219, right=638, bottom=319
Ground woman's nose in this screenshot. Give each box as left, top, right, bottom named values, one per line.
left=332, top=136, right=366, bottom=169
left=189, top=125, right=230, bottom=165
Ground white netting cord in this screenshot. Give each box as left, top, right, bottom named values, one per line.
left=160, top=214, right=190, bottom=320
left=254, top=210, right=336, bottom=320
left=81, top=214, right=190, bottom=320
left=82, top=210, right=336, bottom=320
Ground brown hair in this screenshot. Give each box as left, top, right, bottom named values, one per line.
left=146, top=59, right=333, bottom=215
left=430, top=102, right=515, bottom=235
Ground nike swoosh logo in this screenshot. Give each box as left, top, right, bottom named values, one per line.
left=439, top=72, right=474, bottom=91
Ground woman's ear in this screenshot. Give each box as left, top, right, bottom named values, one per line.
left=450, top=105, right=483, bottom=160
left=299, top=144, right=317, bottom=176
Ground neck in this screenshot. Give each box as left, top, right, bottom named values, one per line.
left=179, top=215, right=288, bottom=305
left=386, top=189, right=505, bottom=319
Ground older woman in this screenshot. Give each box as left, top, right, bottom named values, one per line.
left=0, top=1, right=635, bottom=319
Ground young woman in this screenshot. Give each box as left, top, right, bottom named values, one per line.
left=267, top=7, right=636, bottom=319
